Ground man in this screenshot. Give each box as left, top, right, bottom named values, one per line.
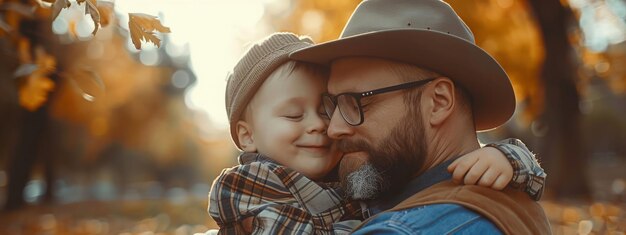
left=290, top=0, right=551, bottom=234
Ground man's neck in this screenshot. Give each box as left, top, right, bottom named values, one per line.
left=416, top=125, right=480, bottom=177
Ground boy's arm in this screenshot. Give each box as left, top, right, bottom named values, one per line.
left=209, top=163, right=309, bottom=234
left=208, top=160, right=359, bottom=234
left=485, top=138, right=546, bottom=201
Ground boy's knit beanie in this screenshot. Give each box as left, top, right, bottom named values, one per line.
left=225, top=32, right=314, bottom=149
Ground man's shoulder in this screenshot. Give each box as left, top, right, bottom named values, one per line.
left=382, top=181, right=552, bottom=234
left=353, top=203, right=502, bottom=234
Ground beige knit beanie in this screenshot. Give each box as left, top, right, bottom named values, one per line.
left=225, top=32, right=314, bottom=149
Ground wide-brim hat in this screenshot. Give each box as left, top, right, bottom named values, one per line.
left=290, top=0, right=515, bottom=131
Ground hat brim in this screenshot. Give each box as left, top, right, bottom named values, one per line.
left=290, top=29, right=515, bottom=131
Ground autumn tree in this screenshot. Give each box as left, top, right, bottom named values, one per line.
left=526, top=0, right=590, bottom=199
left=0, top=0, right=170, bottom=210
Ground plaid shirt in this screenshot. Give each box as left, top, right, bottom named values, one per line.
left=208, top=139, right=545, bottom=234
left=486, top=138, right=546, bottom=201
left=208, top=153, right=362, bottom=235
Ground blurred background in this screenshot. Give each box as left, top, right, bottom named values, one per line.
left=0, top=0, right=624, bottom=234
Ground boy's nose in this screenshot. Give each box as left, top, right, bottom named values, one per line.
left=306, top=113, right=327, bottom=134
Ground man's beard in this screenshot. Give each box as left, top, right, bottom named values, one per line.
left=337, top=109, right=427, bottom=200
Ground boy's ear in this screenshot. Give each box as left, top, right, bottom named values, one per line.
left=236, top=121, right=256, bottom=152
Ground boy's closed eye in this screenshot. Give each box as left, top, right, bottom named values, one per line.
left=278, top=104, right=304, bottom=120
left=283, top=113, right=303, bottom=120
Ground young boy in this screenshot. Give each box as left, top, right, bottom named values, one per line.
left=208, top=33, right=545, bottom=234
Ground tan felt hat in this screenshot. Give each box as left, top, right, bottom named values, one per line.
left=225, top=32, right=313, bottom=149
left=290, top=0, right=516, bottom=131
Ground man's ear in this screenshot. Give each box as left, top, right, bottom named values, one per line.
left=427, top=78, right=456, bottom=127
left=236, top=121, right=256, bottom=152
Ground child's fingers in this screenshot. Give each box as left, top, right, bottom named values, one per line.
left=463, top=159, right=489, bottom=185
left=451, top=155, right=480, bottom=183
left=448, top=155, right=471, bottom=171
left=448, top=159, right=459, bottom=172
left=477, top=168, right=499, bottom=187
left=492, top=172, right=513, bottom=190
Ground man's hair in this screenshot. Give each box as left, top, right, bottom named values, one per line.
left=385, top=62, right=473, bottom=122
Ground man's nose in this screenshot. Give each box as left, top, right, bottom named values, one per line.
left=327, top=108, right=354, bottom=139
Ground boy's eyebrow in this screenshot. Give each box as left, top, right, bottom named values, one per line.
left=284, top=96, right=307, bottom=103
left=273, top=97, right=307, bottom=110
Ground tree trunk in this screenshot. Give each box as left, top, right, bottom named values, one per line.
left=3, top=17, right=57, bottom=211
left=527, top=0, right=591, bottom=200
left=3, top=107, right=50, bottom=211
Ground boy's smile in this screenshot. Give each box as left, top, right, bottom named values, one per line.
left=237, top=62, right=341, bottom=180
left=296, top=136, right=332, bottom=154
left=297, top=145, right=331, bottom=154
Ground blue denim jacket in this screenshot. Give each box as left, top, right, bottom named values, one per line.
left=352, top=203, right=502, bottom=234
left=353, top=159, right=503, bottom=234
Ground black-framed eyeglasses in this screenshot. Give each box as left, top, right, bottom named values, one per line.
left=322, top=78, right=436, bottom=126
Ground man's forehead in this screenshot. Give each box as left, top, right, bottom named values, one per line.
left=327, top=57, right=400, bottom=94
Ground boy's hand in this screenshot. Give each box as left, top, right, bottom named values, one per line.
left=447, top=147, right=513, bottom=190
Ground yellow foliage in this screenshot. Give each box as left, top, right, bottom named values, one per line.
left=89, top=116, right=108, bottom=136
left=47, top=0, right=100, bottom=35
left=18, top=37, right=32, bottom=63
left=448, top=0, right=545, bottom=121
left=268, top=0, right=359, bottom=42
left=18, top=52, right=57, bottom=111
left=128, top=13, right=171, bottom=49
left=18, top=73, right=55, bottom=112
left=2, top=0, right=169, bottom=50
left=96, top=1, right=113, bottom=27
left=589, top=203, right=606, bottom=218
left=562, top=207, right=583, bottom=223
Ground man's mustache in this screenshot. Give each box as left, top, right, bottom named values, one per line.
left=336, top=139, right=371, bottom=153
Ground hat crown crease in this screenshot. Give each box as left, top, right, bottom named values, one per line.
left=340, top=0, right=475, bottom=44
